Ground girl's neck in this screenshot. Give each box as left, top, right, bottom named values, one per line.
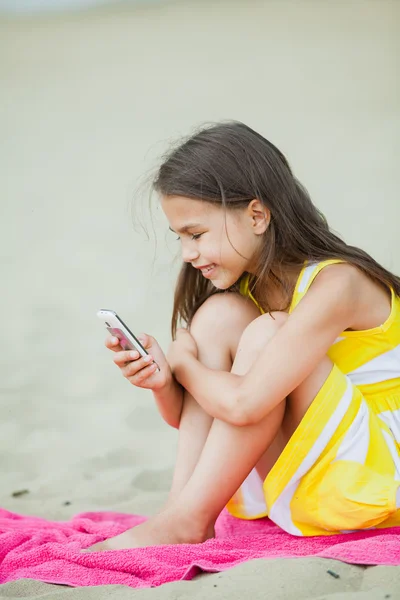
left=262, top=263, right=304, bottom=312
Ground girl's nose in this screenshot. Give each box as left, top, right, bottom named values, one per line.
left=181, top=241, right=200, bottom=263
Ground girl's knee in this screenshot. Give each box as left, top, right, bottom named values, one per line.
left=239, top=311, right=288, bottom=352
left=190, top=292, right=260, bottom=340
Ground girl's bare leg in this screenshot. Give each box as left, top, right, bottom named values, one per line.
left=165, top=293, right=262, bottom=506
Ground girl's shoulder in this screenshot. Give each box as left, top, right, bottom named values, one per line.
left=293, top=259, right=396, bottom=334
left=290, top=259, right=355, bottom=312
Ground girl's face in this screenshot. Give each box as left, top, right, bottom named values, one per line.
left=161, top=195, right=269, bottom=289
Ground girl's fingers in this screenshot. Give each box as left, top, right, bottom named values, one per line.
left=127, top=362, right=158, bottom=385
left=113, top=350, right=142, bottom=366
left=137, top=333, right=149, bottom=348
left=120, top=354, right=154, bottom=376
left=105, top=336, right=123, bottom=352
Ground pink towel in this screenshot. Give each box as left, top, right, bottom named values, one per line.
left=1, top=508, right=399, bottom=589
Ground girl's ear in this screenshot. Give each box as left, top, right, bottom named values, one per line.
left=247, top=199, right=270, bottom=234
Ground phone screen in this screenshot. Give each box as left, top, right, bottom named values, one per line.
left=97, top=309, right=148, bottom=356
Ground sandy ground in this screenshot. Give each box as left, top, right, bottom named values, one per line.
left=1, top=0, right=400, bottom=598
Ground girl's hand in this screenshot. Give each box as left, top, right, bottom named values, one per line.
left=167, top=328, right=198, bottom=374
left=105, top=333, right=172, bottom=391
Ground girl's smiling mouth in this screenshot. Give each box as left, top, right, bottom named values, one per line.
left=195, top=263, right=217, bottom=277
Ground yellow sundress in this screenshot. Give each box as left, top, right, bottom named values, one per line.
left=226, top=259, right=400, bottom=535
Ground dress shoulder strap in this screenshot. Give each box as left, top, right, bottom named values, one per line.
left=239, top=273, right=265, bottom=314
left=289, top=259, right=345, bottom=313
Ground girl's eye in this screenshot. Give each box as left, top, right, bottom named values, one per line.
left=175, top=233, right=203, bottom=241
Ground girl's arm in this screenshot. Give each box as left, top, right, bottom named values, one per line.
left=152, top=374, right=183, bottom=429
left=174, top=265, right=359, bottom=426
left=108, top=332, right=184, bottom=429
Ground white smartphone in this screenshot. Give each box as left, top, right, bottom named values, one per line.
left=97, top=309, right=148, bottom=357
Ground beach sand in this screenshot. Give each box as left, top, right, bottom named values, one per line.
left=1, top=1, right=399, bottom=597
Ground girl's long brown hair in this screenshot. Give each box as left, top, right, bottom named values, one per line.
left=153, top=121, right=400, bottom=338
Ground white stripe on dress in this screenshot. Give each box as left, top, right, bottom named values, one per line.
left=268, top=377, right=354, bottom=535
left=332, top=398, right=370, bottom=465
left=347, top=344, right=400, bottom=386
left=378, top=408, right=400, bottom=445
left=381, top=430, right=400, bottom=482
left=240, top=467, right=268, bottom=517
left=297, top=263, right=319, bottom=293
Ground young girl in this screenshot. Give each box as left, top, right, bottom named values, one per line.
left=87, top=121, right=400, bottom=551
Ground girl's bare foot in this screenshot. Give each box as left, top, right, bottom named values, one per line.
left=82, top=507, right=215, bottom=551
